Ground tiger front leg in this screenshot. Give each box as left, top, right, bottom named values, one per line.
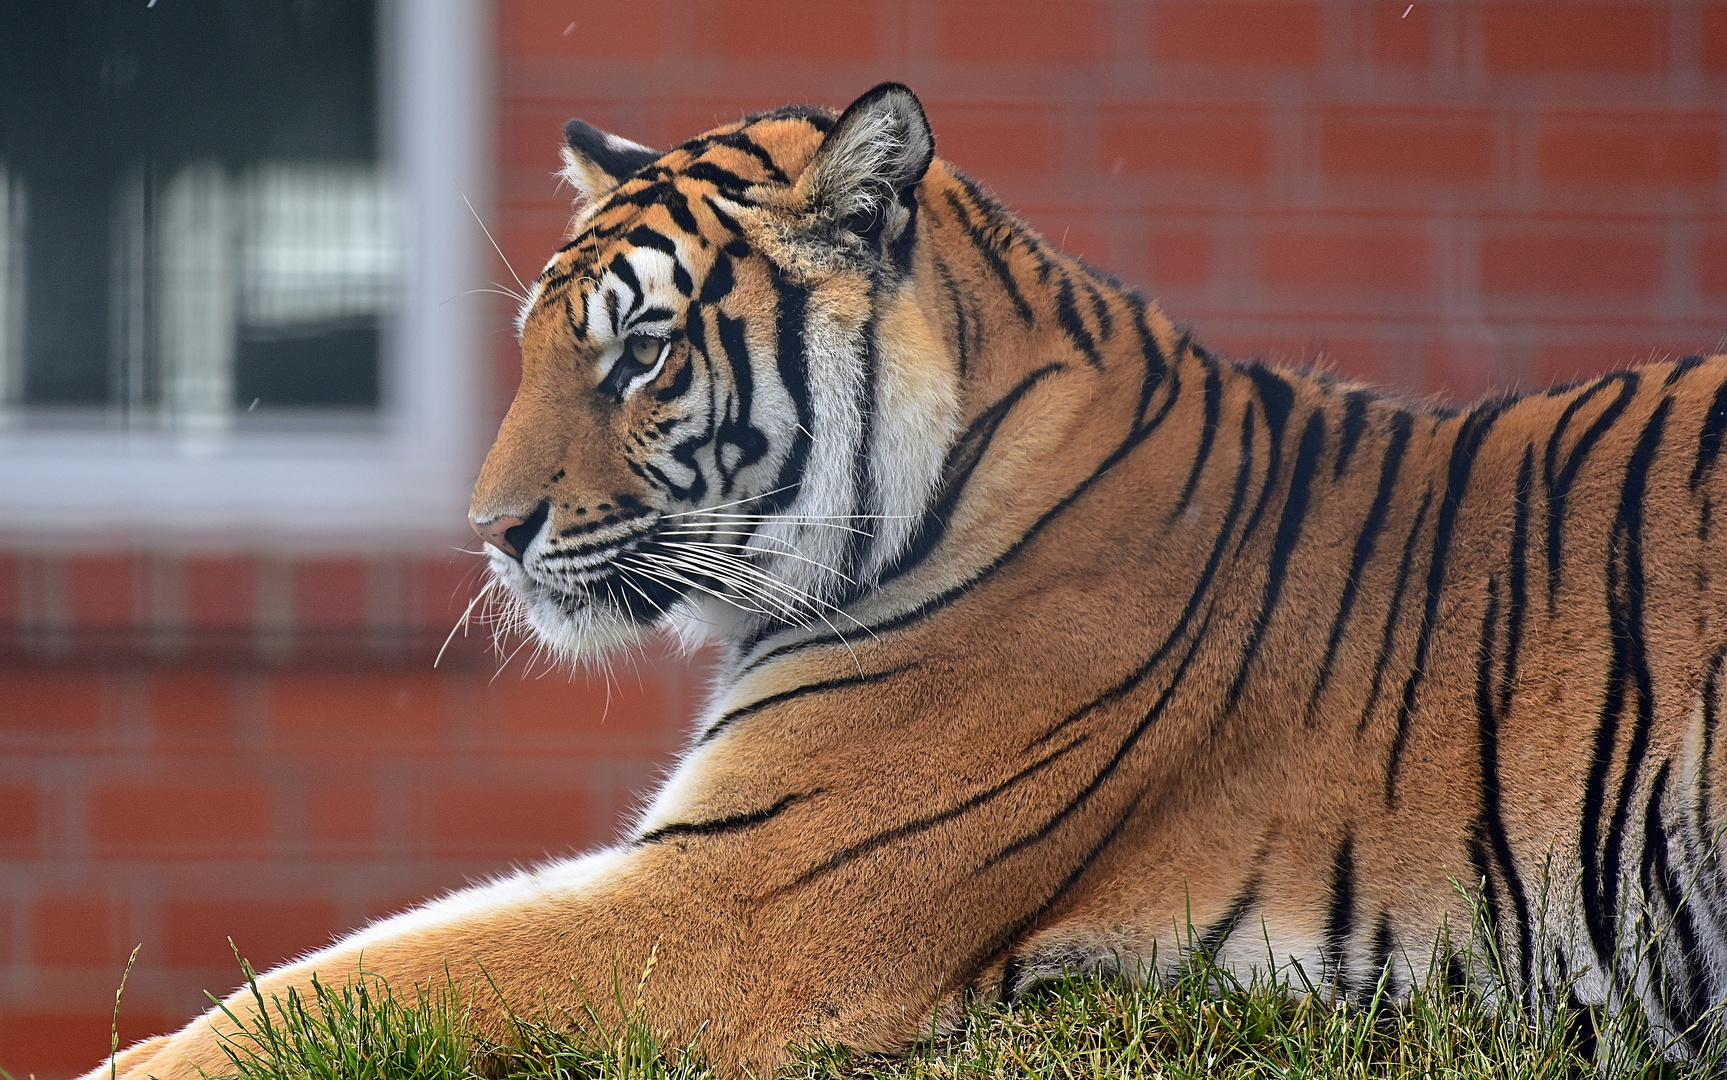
left=83, top=841, right=946, bottom=1080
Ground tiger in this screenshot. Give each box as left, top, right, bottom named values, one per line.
left=90, top=82, right=1727, bottom=1079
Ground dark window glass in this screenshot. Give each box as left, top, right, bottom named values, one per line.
left=0, top=0, right=394, bottom=422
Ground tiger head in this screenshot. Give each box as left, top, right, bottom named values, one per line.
left=469, top=84, right=962, bottom=661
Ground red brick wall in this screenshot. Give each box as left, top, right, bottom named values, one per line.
left=6, top=1, right=1727, bottom=1076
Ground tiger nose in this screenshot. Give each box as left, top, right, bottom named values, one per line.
left=471, top=513, right=526, bottom=560
left=471, top=500, right=552, bottom=561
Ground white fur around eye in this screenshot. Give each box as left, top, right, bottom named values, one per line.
left=617, top=336, right=669, bottom=397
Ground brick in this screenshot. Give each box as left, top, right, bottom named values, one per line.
left=1151, top=1, right=1325, bottom=67
left=163, top=899, right=338, bottom=968
left=91, top=783, right=272, bottom=849
left=149, top=671, right=234, bottom=737
left=183, top=557, right=255, bottom=631
left=925, top=106, right=1060, bottom=176
left=1536, top=341, right=1693, bottom=387
left=412, top=555, right=491, bottom=634
left=1373, top=1, right=1432, bottom=66
left=491, top=669, right=664, bottom=737
left=66, top=555, right=137, bottom=631
left=1144, top=229, right=1213, bottom=288
left=0, top=1011, right=175, bottom=1078
left=503, top=106, right=580, bottom=173
left=429, top=785, right=594, bottom=852
left=0, top=670, right=104, bottom=732
left=939, top=1, right=1107, bottom=63
left=1482, top=3, right=1666, bottom=73
left=1480, top=234, right=1662, bottom=296
left=1263, top=229, right=1430, bottom=291
left=305, top=783, right=379, bottom=844
left=267, top=671, right=445, bottom=739
left=1321, top=109, right=1494, bottom=182
left=715, top=0, right=878, bottom=59
left=0, top=553, right=17, bottom=630
left=1539, top=119, right=1721, bottom=186
left=499, top=0, right=659, bottom=58
left=1701, top=234, right=1727, bottom=299
left=1100, top=109, right=1271, bottom=180
left=1707, top=4, right=1727, bottom=72
left=504, top=224, right=570, bottom=284
left=294, top=558, right=367, bottom=630
left=0, top=785, right=39, bottom=846
left=32, top=897, right=114, bottom=966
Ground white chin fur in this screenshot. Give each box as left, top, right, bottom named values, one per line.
left=488, top=555, right=648, bottom=662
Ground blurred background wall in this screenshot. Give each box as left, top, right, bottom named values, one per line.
left=2, top=1, right=1724, bottom=1075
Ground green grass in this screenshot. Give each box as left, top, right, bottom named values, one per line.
left=167, top=938, right=1726, bottom=1080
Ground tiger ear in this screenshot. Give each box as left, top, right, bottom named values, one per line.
left=795, top=83, right=934, bottom=244
left=560, top=119, right=661, bottom=203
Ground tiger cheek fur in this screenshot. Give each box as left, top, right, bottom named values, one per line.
left=94, top=82, right=1727, bottom=1080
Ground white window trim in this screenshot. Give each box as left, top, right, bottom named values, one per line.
left=0, top=0, right=489, bottom=552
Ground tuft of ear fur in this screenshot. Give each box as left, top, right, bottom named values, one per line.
left=560, top=119, right=661, bottom=203
left=794, top=83, right=934, bottom=245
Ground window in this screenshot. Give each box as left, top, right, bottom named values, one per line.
left=0, top=1, right=485, bottom=542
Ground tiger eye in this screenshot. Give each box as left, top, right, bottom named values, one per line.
left=631, top=336, right=660, bottom=367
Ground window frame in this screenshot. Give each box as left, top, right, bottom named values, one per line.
left=0, top=0, right=490, bottom=550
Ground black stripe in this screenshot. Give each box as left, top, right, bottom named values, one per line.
left=1588, top=396, right=1671, bottom=975
left=1488, top=448, right=1538, bottom=1000
left=1467, top=831, right=1505, bottom=982
left=943, top=189, right=1035, bottom=325
left=698, top=252, right=734, bottom=304
left=708, top=130, right=791, bottom=184
left=1219, top=410, right=1326, bottom=722
left=766, top=278, right=812, bottom=511
left=1690, top=379, right=1727, bottom=491
left=658, top=183, right=703, bottom=237
left=841, top=313, right=883, bottom=581
left=770, top=734, right=1092, bottom=896
left=1641, top=759, right=1708, bottom=1050
left=1171, top=358, right=1223, bottom=521
left=955, top=786, right=1151, bottom=997
left=1497, top=447, right=1534, bottom=724
left=933, top=255, right=970, bottom=380
left=1335, top=390, right=1373, bottom=478
left=1031, top=404, right=1257, bottom=750
left=697, top=663, right=916, bottom=747
left=1360, top=489, right=1432, bottom=733
left=635, top=791, right=811, bottom=845
left=1083, top=278, right=1114, bottom=340
left=713, top=313, right=769, bottom=495
left=1385, top=403, right=1507, bottom=805
left=681, top=160, right=755, bottom=192
left=877, top=364, right=1067, bottom=586
left=1663, top=353, right=1707, bottom=388
left=702, top=194, right=746, bottom=237
left=608, top=253, right=645, bottom=320
left=1053, top=270, right=1104, bottom=369
left=1235, top=365, right=1297, bottom=555
left=990, top=606, right=1221, bottom=872
left=1199, top=877, right=1260, bottom=957
left=1128, top=299, right=1172, bottom=433
left=1323, top=832, right=1356, bottom=990
left=1544, top=373, right=1638, bottom=610
left=1699, top=649, right=1726, bottom=848
left=1368, top=913, right=1397, bottom=998
left=1475, top=570, right=1537, bottom=1004
left=1307, top=410, right=1412, bottom=722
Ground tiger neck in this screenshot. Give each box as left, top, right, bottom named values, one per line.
left=724, top=168, right=1217, bottom=677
